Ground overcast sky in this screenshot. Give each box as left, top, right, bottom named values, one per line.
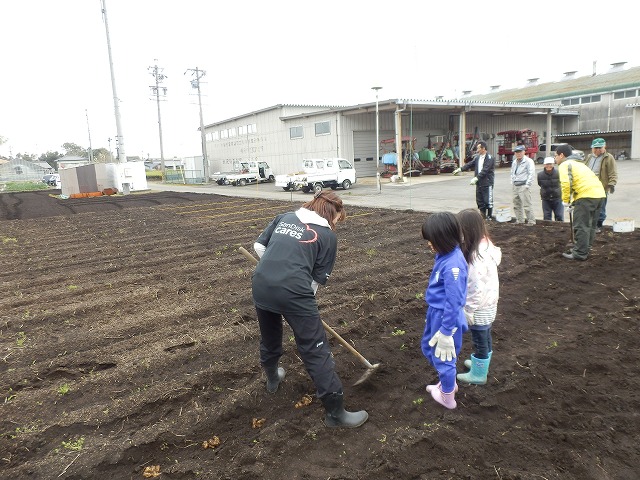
left=1, top=0, right=638, bottom=160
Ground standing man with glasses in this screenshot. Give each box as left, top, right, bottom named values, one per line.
left=452, top=141, right=495, bottom=221
left=554, top=144, right=605, bottom=261
left=583, top=138, right=617, bottom=233
left=510, top=145, right=536, bottom=225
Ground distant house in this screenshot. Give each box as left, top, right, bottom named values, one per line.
left=0, top=158, right=50, bottom=182
left=32, top=161, right=54, bottom=173
left=57, top=155, right=90, bottom=170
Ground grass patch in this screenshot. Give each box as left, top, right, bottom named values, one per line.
left=2, top=181, right=49, bottom=192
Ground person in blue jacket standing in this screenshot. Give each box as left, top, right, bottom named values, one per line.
left=420, top=212, right=468, bottom=409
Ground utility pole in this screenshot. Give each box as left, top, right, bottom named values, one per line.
left=149, top=60, right=167, bottom=173
left=185, top=67, right=208, bottom=181
left=85, top=109, right=94, bottom=163
left=100, top=0, right=126, bottom=163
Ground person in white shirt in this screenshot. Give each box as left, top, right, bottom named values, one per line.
left=510, top=145, right=536, bottom=225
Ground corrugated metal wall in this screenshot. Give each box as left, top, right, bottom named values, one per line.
left=206, top=108, right=574, bottom=179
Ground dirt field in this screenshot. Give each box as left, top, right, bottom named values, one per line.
left=1, top=190, right=639, bottom=480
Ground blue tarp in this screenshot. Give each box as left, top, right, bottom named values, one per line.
left=382, top=152, right=397, bottom=165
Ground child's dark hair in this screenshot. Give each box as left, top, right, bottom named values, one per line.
left=457, top=208, right=490, bottom=263
left=421, top=212, right=462, bottom=254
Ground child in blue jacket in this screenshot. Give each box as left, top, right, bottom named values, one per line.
left=420, top=212, right=468, bottom=409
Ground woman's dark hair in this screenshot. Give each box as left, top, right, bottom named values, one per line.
left=303, top=191, right=346, bottom=230
left=421, top=212, right=462, bottom=254
left=457, top=208, right=490, bottom=263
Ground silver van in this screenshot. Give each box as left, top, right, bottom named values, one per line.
left=536, top=144, right=584, bottom=164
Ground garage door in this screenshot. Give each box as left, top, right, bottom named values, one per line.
left=352, top=131, right=378, bottom=177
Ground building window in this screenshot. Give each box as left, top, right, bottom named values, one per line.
left=212, top=131, right=219, bottom=141
left=315, top=121, right=331, bottom=136
left=220, top=130, right=228, bottom=139
left=581, top=95, right=601, bottom=104
left=290, top=126, right=303, bottom=139
left=206, top=132, right=212, bottom=141
left=614, top=89, right=638, bottom=99
left=228, top=127, right=237, bottom=137
left=239, top=125, right=246, bottom=135
left=248, top=124, right=257, bottom=134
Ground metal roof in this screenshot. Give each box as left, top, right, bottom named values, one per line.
left=464, top=66, right=640, bottom=103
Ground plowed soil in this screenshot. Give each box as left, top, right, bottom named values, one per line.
left=1, top=190, right=639, bottom=480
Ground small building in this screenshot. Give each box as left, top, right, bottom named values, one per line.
left=59, top=161, right=148, bottom=196
left=57, top=155, right=90, bottom=170
left=0, top=158, right=51, bottom=182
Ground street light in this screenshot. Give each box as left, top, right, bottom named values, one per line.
left=372, top=86, right=382, bottom=192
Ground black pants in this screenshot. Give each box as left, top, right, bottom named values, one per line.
left=571, top=197, right=604, bottom=259
left=475, top=185, right=494, bottom=217
left=542, top=198, right=564, bottom=221
left=255, top=307, right=342, bottom=398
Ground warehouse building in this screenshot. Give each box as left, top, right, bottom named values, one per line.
left=203, top=63, right=640, bottom=179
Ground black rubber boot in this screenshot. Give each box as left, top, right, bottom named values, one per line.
left=486, top=207, right=493, bottom=220
left=321, top=392, right=368, bottom=428
left=264, top=365, right=285, bottom=393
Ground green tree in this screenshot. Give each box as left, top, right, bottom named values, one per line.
left=16, top=152, right=37, bottom=161
left=39, top=151, right=63, bottom=169
left=62, top=142, right=88, bottom=157
left=91, top=147, right=111, bottom=163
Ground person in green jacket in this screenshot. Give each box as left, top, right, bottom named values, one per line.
left=555, top=144, right=606, bottom=261
left=583, top=138, right=617, bottom=233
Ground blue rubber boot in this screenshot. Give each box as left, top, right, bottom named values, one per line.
left=463, top=351, right=492, bottom=370
left=457, top=354, right=490, bottom=385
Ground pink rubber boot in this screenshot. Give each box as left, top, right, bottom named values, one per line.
left=426, top=382, right=457, bottom=409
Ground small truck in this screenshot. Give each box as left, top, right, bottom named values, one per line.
left=214, top=161, right=275, bottom=186
left=275, top=158, right=356, bottom=193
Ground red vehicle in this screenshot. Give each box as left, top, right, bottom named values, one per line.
left=497, top=129, right=539, bottom=167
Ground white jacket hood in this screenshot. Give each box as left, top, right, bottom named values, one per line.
left=295, top=207, right=330, bottom=228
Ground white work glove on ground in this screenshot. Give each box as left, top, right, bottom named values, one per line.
left=452, top=168, right=461, bottom=176
left=470, top=177, right=479, bottom=185
left=428, top=329, right=457, bottom=362
left=563, top=202, right=574, bottom=214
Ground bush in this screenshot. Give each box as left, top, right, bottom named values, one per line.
left=1, top=182, right=50, bottom=192
left=145, top=170, right=163, bottom=181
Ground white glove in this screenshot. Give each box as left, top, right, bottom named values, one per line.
left=254, top=242, right=266, bottom=258
left=563, top=202, right=573, bottom=214
left=311, top=280, right=319, bottom=295
left=452, top=168, right=461, bottom=176
left=428, top=330, right=456, bottom=362
left=470, top=177, right=479, bottom=185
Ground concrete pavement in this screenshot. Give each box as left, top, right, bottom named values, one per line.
left=148, top=160, right=639, bottom=228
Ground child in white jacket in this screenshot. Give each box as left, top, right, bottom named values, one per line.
left=456, top=209, right=502, bottom=384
